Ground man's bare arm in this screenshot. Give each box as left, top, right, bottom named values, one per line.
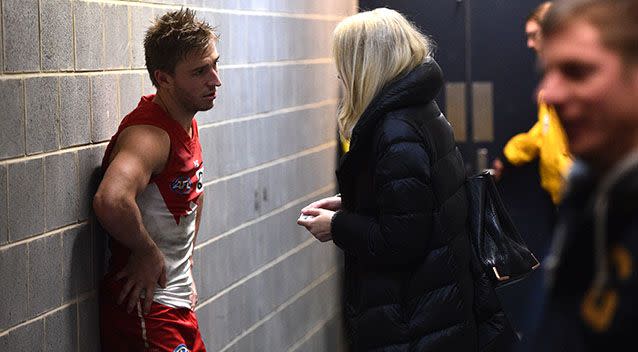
left=93, top=125, right=170, bottom=314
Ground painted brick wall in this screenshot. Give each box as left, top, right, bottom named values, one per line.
left=0, top=0, right=357, bottom=350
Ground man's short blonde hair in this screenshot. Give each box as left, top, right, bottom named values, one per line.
left=144, top=8, right=218, bottom=87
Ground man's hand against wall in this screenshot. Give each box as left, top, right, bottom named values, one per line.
left=115, top=243, right=167, bottom=315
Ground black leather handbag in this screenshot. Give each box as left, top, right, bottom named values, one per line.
left=466, top=171, right=540, bottom=287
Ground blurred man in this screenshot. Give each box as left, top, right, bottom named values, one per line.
left=535, top=0, right=638, bottom=350
left=493, top=1, right=573, bottom=206
left=94, top=8, right=220, bottom=351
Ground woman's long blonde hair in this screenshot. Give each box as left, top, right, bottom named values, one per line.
left=333, top=8, right=432, bottom=140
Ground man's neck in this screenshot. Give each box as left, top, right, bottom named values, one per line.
left=153, top=91, right=194, bottom=136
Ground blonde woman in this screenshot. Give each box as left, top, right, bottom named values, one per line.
left=298, top=8, right=513, bottom=351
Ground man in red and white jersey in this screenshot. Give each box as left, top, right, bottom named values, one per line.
left=93, top=8, right=221, bottom=352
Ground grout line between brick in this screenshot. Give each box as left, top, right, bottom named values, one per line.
left=74, top=150, right=81, bottom=226
left=22, top=78, right=27, bottom=158
left=127, top=5, right=132, bottom=68
left=198, top=98, right=338, bottom=130
left=286, top=310, right=341, bottom=352
left=88, top=75, right=94, bottom=143
left=0, top=221, right=89, bottom=251
left=42, top=152, right=48, bottom=234
left=195, top=239, right=320, bottom=312
left=100, top=2, right=105, bottom=70
left=37, top=0, right=42, bottom=70
left=217, top=267, right=339, bottom=352
left=194, top=182, right=335, bottom=251
left=72, top=0, right=77, bottom=71
left=0, top=57, right=334, bottom=78
left=202, top=141, right=336, bottom=188
left=0, top=141, right=107, bottom=166
left=56, top=77, right=61, bottom=150
left=0, top=290, right=96, bottom=337
left=116, top=73, right=121, bottom=129
left=77, top=0, right=348, bottom=21
left=0, top=105, right=336, bottom=166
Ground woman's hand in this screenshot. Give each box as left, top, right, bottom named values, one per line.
left=301, top=196, right=342, bottom=212
left=297, top=208, right=335, bottom=242
left=491, top=158, right=504, bottom=181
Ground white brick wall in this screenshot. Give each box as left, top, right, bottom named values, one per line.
left=0, top=0, right=357, bottom=350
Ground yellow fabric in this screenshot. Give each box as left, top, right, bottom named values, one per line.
left=503, top=94, right=573, bottom=204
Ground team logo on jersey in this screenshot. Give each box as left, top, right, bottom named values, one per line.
left=173, top=344, right=190, bottom=352
left=170, top=175, right=193, bottom=195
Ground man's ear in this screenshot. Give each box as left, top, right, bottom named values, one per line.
left=154, top=69, right=173, bottom=89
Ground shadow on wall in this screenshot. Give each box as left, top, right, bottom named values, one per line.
left=69, top=165, right=108, bottom=350
left=88, top=166, right=109, bottom=283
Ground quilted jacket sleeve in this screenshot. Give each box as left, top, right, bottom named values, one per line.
left=331, top=119, right=435, bottom=267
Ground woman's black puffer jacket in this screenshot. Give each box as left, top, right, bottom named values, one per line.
left=331, top=58, right=479, bottom=351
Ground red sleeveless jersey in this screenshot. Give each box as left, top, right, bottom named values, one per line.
left=102, top=94, right=203, bottom=309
